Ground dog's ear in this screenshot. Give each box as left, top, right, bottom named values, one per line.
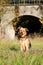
left=18, top=27, right=20, bottom=30
left=17, top=27, right=23, bottom=31
left=17, top=27, right=21, bottom=30
left=25, top=28, right=29, bottom=32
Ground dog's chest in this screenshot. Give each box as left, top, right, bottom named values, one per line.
left=20, top=38, right=29, bottom=45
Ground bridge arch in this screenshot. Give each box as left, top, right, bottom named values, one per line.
left=18, top=13, right=41, bottom=19
left=16, top=15, right=42, bottom=33
left=18, top=6, right=42, bottom=19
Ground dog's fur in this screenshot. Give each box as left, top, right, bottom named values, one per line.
left=18, top=27, right=31, bottom=52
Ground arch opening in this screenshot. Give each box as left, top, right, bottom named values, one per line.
left=16, top=15, right=42, bottom=34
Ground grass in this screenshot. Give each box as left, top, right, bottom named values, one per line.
left=0, top=37, right=43, bottom=65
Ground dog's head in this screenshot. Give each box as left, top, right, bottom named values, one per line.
left=18, top=27, right=29, bottom=38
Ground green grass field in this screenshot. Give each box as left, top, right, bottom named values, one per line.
left=0, top=37, right=43, bottom=65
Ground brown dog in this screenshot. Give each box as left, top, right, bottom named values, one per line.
left=18, top=27, right=31, bottom=52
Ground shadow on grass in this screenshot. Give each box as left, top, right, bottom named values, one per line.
left=10, top=47, right=43, bottom=54
left=10, top=47, right=20, bottom=51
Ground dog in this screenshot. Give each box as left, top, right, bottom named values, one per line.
left=18, top=27, right=31, bottom=52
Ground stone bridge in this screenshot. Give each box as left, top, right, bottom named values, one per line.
left=1, top=5, right=43, bottom=22
left=17, top=5, right=43, bottom=19
left=0, top=5, right=43, bottom=40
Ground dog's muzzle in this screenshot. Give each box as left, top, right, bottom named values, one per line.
left=18, top=32, right=23, bottom=38
left=20, top=32, right=23, bottom=36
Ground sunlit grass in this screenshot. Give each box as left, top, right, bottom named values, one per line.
left=0, top=37, right=43, bottom=65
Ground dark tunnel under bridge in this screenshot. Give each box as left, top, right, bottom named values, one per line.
left=15, top=15, right=42, bottom=34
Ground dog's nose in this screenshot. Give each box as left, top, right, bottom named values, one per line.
left=20, top=32, right=23, bottom=35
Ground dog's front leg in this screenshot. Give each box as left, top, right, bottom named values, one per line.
left=20, top=44, right=23, bottom=51
left=20, top=42, right=26, bottom=52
